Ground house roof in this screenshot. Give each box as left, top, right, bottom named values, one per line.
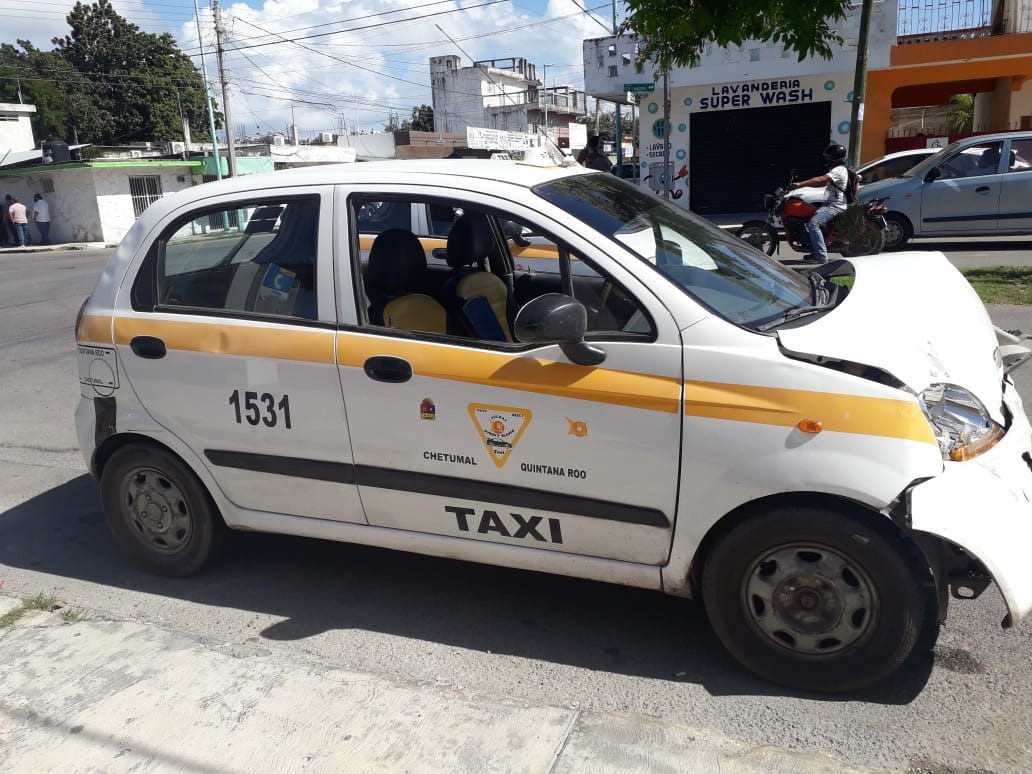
left=0, top=144, right=91, bottom=169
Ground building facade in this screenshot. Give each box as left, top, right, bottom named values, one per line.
left=583, top=0, right=1032, bottom=213
left=430, top=55, right=587, bottom=143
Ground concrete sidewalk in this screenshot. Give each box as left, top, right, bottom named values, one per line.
left=0, top=595, right=876, bottom=774
left=0, top=242, right=109, bottom=254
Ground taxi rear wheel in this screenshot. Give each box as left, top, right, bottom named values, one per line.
left=101, top=444, right=222, bottom=577
left=701, top=507, right=930, bottom=693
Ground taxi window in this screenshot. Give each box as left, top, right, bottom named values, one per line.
left=1008, top=139, right=1032, bottom=171
left=137, top=197, right=320, bottom=320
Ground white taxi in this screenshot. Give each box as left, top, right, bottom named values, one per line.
left=75, top=158, right=1032, bottom=693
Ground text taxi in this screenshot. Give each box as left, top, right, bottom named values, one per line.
left=75, top=158, right=1032, bottom=693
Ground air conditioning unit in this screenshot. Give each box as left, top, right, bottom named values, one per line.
left=319, top=131, right=333, bottom=144
left=166, top=142, right=186, bottom=155
left=272, top=135, right=286, bottom=146
left=130, top=150, right=143, bottom=159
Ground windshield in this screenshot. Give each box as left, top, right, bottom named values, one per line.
left=533, top=175, right=816, bottom=330
left=900, top=143, right=955, bottom=177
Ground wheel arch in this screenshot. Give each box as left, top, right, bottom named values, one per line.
left=684, top=491, right=933, bottom=598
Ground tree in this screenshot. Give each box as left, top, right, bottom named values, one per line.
left=622, top=0, right=852, bottom=71
left=50, top=0, right=215, bottom=143
left=948, top=94, right=975, bottom=133
left=410, top=104, right=434, bottom=132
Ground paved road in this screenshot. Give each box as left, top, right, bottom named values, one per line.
left=2, top=243, right=1031, bottom=773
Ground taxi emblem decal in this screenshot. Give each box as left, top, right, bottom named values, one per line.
left=420, top=398, right=436, bottom=420
left=567, top=418, right=588, bottom=437
left=468, top=404, right=532, bottom=468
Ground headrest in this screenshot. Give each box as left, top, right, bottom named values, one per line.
left=446, top=212, right=493, bottom=269
left=366, top=229, right=428, bottom=298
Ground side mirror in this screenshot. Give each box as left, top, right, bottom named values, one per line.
left=924, top=167, right=941, bottom=183
left=514, top=294, right=606, bottom=366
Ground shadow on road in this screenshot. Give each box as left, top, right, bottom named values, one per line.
left=0, top=474, right=932, bottom=703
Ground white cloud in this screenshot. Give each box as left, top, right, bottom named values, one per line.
left=7, top=0, right=616, bottom=141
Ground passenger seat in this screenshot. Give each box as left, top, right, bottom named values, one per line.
left=365, top=229, right=447, bottom=334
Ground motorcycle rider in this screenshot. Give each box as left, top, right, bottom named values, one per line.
left=790, top=143, right=850, bottom=263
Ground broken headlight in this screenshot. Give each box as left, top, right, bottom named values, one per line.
left=920, top=383, right=1004, bottom=461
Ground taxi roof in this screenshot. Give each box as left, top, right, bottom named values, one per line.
left=182, top=158, right=589, bottom=204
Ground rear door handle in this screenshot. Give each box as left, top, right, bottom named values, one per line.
left=130, top=335, right=166, bottom=359
left=975, top=186, right=991, bottom=193
left=363, top=356, right=412, bottom=383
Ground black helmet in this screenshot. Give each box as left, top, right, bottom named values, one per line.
left=822, top=143, right=847, bottom=162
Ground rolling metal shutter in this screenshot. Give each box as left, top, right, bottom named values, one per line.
left=689, top=102, right=833, bottom=214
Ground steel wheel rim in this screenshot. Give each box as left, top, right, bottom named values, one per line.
left=119, top=466, right=193, bottom=553
left=741, top=542, right=878, bottom=657
left=883, top=220, right=904, bottom=247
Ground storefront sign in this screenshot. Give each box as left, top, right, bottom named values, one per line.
left=698, top=79, right=814, bottom=110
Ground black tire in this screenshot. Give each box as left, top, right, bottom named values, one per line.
left=882, top=213, right=913, bottom=251
left=842, top=220, right=886, bottom=257
left=101, top=444, right=223, bottom=576
left=735, top=221, right=778, bottom=256
left=701, top=507, right=931, bottom=693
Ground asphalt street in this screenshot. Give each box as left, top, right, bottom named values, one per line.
left=2, top=241, right=1032, bottom=773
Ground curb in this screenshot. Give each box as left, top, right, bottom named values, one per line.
left=0, top=599, right=881, bottom=774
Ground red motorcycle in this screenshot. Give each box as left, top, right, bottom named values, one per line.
left=735, top=176, right=889, bottom=258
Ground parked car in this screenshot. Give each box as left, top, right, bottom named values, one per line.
left=859, top=131, right=1032, bottom=249
left=856, top=148, right=938, bottom=184
left=612, top=162, right=643, bottom=182
left=74, top=159, right=1032, bottom=693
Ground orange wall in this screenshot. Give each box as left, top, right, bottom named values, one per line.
left=861, top=33, right=1032, bottom=161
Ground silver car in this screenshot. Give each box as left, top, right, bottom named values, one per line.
left=859, top=131, right=1032, bottom=249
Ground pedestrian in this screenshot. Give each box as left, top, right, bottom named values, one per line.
left=32, top=194, right=51, bottom=245
left=577, top=135, right=612, bottom=172
left=2, top=195, right=16, bottom=246
left=8, top=196, right=30, bottom=247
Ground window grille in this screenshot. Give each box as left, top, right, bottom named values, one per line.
left=129, top=175, right=163, bottom=218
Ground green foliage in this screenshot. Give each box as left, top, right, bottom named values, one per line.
left=410, top=104, right=434, bottom=132
left=948, top=94, right=975, bottom=133
left=622, top=0, right=852, bottom=71
left=0, top=0, right=216, bottom=145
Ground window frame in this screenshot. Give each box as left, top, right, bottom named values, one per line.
left=131, top=193, right=327, bottom=326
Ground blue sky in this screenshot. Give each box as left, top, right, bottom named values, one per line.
left=8, top=0, right=623, bottom=140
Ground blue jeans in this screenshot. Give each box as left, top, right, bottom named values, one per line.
left=12, top=223, right=29, bottom=246
left=805, top=204, right=845, bottom=263
left=36, top=221, right=50, bottom=244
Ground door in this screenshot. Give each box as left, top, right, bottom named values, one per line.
left=919, top=141, right=1004, bottom=234
left=115, top=188, right=366, bottom=524
left=335, top=188, right=684, bottom=566
left=999, top=138, right=1032, bottom=232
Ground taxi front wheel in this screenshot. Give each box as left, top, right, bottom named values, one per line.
left=701, top=507, right=932, bottom=693
left=101, top=444, right=223, bottom=577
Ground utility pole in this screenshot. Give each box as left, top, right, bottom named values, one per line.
left=192, top=0, right=221, bottom=179
left=612, top=3, right=623, bottom=171
left=213, top=0, right=237, bottom=177
left=542, top=63, right=552, bottom=137
left=847, top=0, right=874, bottom=167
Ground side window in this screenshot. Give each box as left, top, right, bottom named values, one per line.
left=1007, top=139, right=1032, bottom=171
left=145, top=197, right=319, bottom=320
left=505, top=220, right=654, bottom=336
left=939, top=142, right=1004, bottom=179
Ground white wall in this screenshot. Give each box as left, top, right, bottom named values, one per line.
left=0, top=103, right=38, bottom=154
left=92, top=166, right=194, bottom=245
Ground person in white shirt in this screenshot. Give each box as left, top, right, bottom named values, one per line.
left=790, top=143, right=850, bottom=264
left=33, top=194, right=51, bottom=245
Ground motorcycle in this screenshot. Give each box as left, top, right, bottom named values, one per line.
left=735, top=174, right=889, bottom=259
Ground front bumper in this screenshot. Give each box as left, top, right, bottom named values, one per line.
left=909, top=382, right=1032, bottom=627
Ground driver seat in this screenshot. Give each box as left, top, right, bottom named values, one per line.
left=442, top=213, right=513, bottom=342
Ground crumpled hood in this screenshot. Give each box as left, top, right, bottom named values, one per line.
left=776, top=252, right=1005, bottom=422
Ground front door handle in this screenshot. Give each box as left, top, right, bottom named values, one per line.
left=363, top=356, right=412, bottom=383
left=975, top=186, right=991, bottom=193
left=130, top=335, right=166, bottom=359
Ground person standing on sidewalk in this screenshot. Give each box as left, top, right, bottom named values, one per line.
left=8, top=196, right=30, bottom=247
left=2, top=195, right=16, bottom=246
left=32, top=194, right=51, bottom=245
